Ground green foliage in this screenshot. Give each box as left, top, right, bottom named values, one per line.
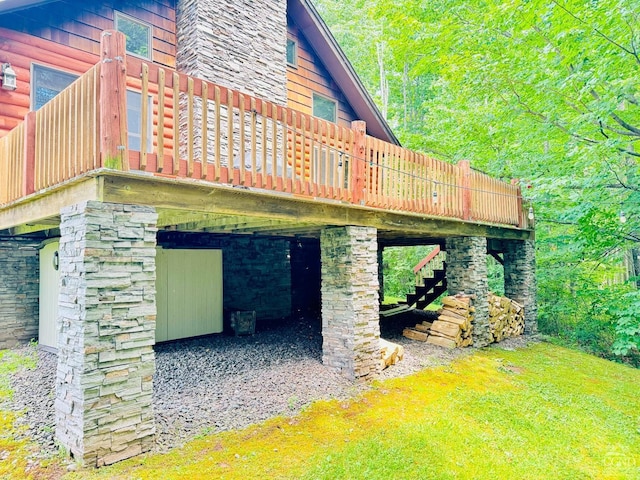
left=382, top=245, right=432, bottom=299
left=608, top=290, right=640, bottom=357
left=314, top=0, right=640, bottom=361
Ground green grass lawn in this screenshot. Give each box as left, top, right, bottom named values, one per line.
left=2, top=342, right=639, bottom=479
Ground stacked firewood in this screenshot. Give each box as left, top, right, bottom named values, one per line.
left=488, top=293, right=525, bottom=342
left=380, top=338, right=405, bottom=370
left=402, top=294, right=474, bottom=349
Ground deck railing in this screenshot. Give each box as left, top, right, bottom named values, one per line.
left=0, top=30, right=530, bottom=229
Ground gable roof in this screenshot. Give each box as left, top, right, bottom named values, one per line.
left=288, top=0, right=399, bottom=145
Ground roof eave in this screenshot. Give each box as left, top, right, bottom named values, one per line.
left=0, top=0, right=58, bottom=14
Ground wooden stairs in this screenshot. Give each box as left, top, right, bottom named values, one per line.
left=404, top=246, right=447, bottom=310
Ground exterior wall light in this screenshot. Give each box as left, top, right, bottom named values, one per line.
left=528, top=207, right=534, bottom=220
left=1, top=63, right=17, bottom=91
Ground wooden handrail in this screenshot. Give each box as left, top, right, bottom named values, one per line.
left=413, top=245, right=442, bottom=275
left=413, top=246, right=447, bottom=287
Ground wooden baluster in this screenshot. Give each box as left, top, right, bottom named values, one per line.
left=227, top=88, right=234, bottom=184
left=157, top=68, right=165, bottom=172
left=270, top=105, right=278, bottom=190
left=172, top=72, right=179, bottom=174
left=300, top=114, right=307, bottom=194
left=251, top=97, right=257, bottom=186
left=22, top=112, right=36, bottom=196
left=214, top=86, right=221, bottom=180
left=141, top=63, right=149, bottom=171
left=239, top=93, right=245, bottom=184
left=187, top=77, right=194, bottom=177
left=261, top=101, right=268, bottom=188
left=281, top=107, right=289, bottom=192
left=201, top=79, right=209, bottom=179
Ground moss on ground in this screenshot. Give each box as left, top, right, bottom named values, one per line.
left=61, top=342, right=639, bottom=480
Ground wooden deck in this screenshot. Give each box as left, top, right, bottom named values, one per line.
left=0, top=31, right=533, bottom=243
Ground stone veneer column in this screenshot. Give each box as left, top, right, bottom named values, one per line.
left=377, top=245, right=385, bottom=303
left=55, top=201, right=158, bottom=466
left=503, top=239, right=537, bottom=334
left=445, top=236, right=491, bottom=347
left=0, top=238, right=39, bottom=348
left=320, top=226, right=380, bottom=381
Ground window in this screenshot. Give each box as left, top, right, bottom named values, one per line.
left=127, top=90, right=153, bottom=152
left=286, top=38, right=297, bottom=67
left=31, top=65, right=78, bottom=110
left=115, top=11, right=152, bottom=59
left=312, top=93, right=337, bottom=123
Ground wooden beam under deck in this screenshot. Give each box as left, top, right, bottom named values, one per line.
left=102, top=172, right=534, bottom=242
left=0, top=172, right=534, bottom=242
left=0, top=177, right=100, bottom=233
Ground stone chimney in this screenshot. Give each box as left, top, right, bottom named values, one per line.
left=177, top=0, right=287, bottom=106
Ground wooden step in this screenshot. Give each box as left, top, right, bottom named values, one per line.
left=415, top=281, right=448, bottom=310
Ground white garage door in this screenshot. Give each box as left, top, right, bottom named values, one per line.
left=155, top=248, right=223, bottom=342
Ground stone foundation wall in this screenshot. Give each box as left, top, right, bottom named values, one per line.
left=55, top=201, right=157, bottom=466
left=445, top=236, right=490, bottom=347
left=0, top=238, right=39, bottom=349
left=503, top=239, right=537, bottom=334
left=158, top=232, right=291, bottom=320
left=222, top=237, right=291, bottom=320
left=320, top=226, right=380, bottom=381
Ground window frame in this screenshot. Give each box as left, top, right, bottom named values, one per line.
left=126, top=89, right=154, bottom=153
left=312, top=92, right=338, bottom=123
left=286, top=38, right=298, bottom=67
left=115, top=11, right=153, bottom=60
left=30, top=63, right=79, bottom=111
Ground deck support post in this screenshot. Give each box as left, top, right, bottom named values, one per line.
left=55, top=201, right=157, bottom=466
left=459, top=160, right=472, bottom=221
left=445, top=236, right=491, bottom=347
left=320, top=226, right=380, bottom=381
left=351, top=120, right=366, bottom=205
left=99, top=30, right=128, bottom=170
left=0, top=237, right=39, bottom=348
left=23, top=111, right=36, bottom=196
left=503, top=239, right=537, bottom=334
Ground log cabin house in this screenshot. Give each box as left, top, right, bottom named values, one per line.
left=0, top=0, right=536, bottom=466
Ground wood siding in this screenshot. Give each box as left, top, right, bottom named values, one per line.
left=0, top=0, right=176, bottom=136
left=286, top=16, right=357, bottom=128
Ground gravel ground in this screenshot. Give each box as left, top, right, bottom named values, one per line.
left=5, top=313, right=539, bottom=459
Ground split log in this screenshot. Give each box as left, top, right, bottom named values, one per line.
left=427, top=335, right=457, bottom=349
left=380, top=338, right=404, bottom=369
left=402, top=328, right=429, bottom=342
left=414, top=323, right=431, bottom=333
left=430, top=320, right=461, bottom=338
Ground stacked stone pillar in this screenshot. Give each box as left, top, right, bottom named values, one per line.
left=0, top=237, right=39, bottom=348
left=445, top=236, right=491, bottom=347
left=503, top=239, right=537, bottom=334
left=320, top=226, right=380, bottom=381
left=55, top=201, right=158, bottom=466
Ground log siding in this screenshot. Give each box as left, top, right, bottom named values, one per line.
left=286, top=16, right=357, bottom=127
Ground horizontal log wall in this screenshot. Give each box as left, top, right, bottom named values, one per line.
left=0, top=0, right=176, bottom=137
left=286, top=16, right=357, bottom=128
